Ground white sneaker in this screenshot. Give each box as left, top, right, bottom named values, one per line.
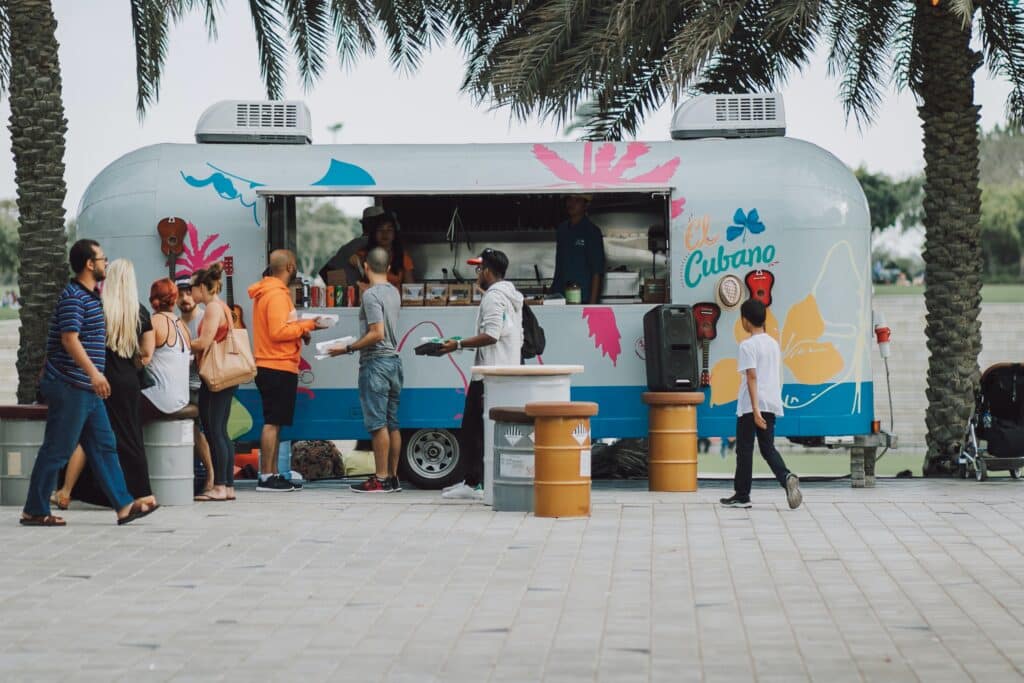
left=442, top=483, right=481, bottom=500
left=442, top=480, right=466, bottom=493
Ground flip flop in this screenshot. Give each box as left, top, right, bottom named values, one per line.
left=20, top=514, right=66, bottom=527
left=193, top=493, right=227, bottom=502
left=117, top=502, right=159, bottom=526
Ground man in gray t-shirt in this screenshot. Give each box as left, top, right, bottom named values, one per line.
left=330, top=247, right=403, bottom=493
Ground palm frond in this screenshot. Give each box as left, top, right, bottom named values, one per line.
left=697, top=0, right=819, bottom=95
left=330, top=0, right=377, bottom=66
left=978, top=0, right=1024, bottom=122
left=569, top=61, right=670, bottom=141
left=282, top=0, right=331, bottom=90
left=949, top=0, right=976, bottom=27
left=247, top=0, right=288, bottom=100
left=374, top=0, right=449, bottom=74
left=891, top=2, right=924, bottom=93
left=130, top=0, right=172, bottom=116
left=661, top=0, right=748, bottom=101
left=825, top=0, right=902, bottom=127
left=0, top=5, right=10, bottom=95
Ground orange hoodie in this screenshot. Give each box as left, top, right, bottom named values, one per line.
left=247, top=277, right=316, bottom=373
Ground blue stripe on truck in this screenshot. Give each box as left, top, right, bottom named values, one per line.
left=235, top=381, right=874, bottom=442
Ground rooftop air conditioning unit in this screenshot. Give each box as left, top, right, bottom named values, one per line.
left=195, top=100, right=312, bottom=144
left=670, top=93, right=785, bottom=140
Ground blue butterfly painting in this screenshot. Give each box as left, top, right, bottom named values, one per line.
left=727, top=208, right=766, bottom=242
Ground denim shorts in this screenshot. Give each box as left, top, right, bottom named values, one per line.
left=358, top=355, right=403, bottom=433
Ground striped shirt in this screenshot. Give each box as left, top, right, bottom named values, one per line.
left=45, top=280, right=105, bottom=390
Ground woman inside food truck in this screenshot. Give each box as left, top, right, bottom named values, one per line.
left=349, top=208, right=415, bottom=288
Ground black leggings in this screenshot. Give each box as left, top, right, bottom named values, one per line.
left=199, top=382, right=236, bottom=486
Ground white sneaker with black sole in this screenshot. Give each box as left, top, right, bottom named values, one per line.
left=256, top=474, right=295, bottom=492
left=785, top=474, right=803, bottom=509
left=719, top=494, right=752, bottom=508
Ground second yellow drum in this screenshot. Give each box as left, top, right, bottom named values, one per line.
left=526, top=402, right=599, bottom=518
left=643, top=392, right=705, bottom=492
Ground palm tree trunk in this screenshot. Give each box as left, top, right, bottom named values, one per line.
left=7, top=0, right=69, bottom=404
left=918, top=3, right=983, bottom=475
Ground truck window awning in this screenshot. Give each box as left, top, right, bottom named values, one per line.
left=255, top=185, right=672, bottom=198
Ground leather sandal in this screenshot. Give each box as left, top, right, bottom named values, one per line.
left=20, top=514, right=66, bottom=527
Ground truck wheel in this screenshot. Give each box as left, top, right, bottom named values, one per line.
left=399, top=429, right=464, bottom=490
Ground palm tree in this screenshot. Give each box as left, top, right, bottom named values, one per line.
left=0, top=0, right=446, bottom=403
left=446, top=0, right=1024, bottom=475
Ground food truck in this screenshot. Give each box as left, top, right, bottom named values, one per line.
left=78, top=94, right=883, bottom=488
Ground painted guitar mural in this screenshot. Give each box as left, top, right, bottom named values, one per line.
left=693, top=302, right=721, bottom=388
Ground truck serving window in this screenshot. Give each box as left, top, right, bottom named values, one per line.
left=263, top=189, right=671, bottom=305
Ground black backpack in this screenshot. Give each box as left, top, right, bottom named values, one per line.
left=521, top=302, right=546, bottom=359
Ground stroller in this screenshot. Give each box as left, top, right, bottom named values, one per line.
left=958, top=363, right=1024, bottom=481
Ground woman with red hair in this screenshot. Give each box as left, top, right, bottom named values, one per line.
left=141, top=278, right=192, bottom=421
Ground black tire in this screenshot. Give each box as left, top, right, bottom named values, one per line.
left=398, top=428, right=464, bottom=490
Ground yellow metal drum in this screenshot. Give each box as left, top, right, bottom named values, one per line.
left=642, top=392, right=705, bottom=492
left=525, top=402, right=599, bottom=518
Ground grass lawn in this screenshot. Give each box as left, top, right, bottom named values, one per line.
left=875, top=283, right=1024, bottom=302
left=0, top=308, right=19, bottom=321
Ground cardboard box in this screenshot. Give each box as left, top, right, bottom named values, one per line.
left=402, top=283, right=425, bottom=306
left=425, top=284, right=449, bottom=306
left=325, top=270, right=348, bottom=287
left=447, top=284, right=472, bottom=306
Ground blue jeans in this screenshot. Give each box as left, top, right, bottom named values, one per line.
left=358, top=355, right=403, bottom=433
left=24, top=373, right=134, bottom=516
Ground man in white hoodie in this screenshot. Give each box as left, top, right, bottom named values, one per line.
left=439, top=248, right=524, bottom=500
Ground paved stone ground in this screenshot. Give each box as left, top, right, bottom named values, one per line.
left=2, top=478, right=1024, bottom=682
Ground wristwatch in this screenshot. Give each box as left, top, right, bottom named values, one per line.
left=456, top=339, right=463, bottom=351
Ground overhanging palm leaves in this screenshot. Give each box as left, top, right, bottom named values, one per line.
left=450, top=0, right=1024, bottom=140
left=130, top=0, right=451, bottom=115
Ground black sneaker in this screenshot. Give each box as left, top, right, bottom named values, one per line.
left=256, top=474, right=295, bottom=492
left=387, top=476, right=402, bottom=492
left=719, top=494, right=751, bottom=508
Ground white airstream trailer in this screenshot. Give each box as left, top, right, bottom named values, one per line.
left=78, top=94, right=884, bottom=488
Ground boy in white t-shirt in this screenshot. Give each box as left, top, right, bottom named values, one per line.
left=720, top=299, right=803, bottom=509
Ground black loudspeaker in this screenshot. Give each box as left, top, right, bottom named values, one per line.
left=643, top=305, right=699, bottom=391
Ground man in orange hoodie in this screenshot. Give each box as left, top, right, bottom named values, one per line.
left=248, top=249, right=330, bottom=492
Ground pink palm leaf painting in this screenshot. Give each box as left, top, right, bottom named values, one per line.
left=175, top=222, right=231, bottom=277
left=533, top=142, right=681, bottom=188
left=582, top=307, right=622, bottom=366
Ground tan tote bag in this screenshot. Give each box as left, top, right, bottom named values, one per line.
left=199, top=316, right=257, bottom=392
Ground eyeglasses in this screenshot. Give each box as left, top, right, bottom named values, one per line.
left=91, top=256, right=108, bottom=263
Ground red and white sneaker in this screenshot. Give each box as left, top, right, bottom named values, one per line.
left=351, top=476, right=388, bottom=493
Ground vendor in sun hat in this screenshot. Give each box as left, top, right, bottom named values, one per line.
left=317, top=205, right=382, bottom=285
left=550, top=193, right=606, bottom=304
left=348, top=207, right=415, bottom=288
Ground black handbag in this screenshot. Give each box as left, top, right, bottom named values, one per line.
left=137, top=364, right=157, bottom=390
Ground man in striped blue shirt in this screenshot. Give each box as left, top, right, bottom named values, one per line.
left=20, top=240, right=157, bottom=526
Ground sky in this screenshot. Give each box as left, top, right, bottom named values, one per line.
left=0, top=0, right=1016, bottom=219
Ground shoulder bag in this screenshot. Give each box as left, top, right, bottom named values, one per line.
left=198, top=308, right=257, bottom=391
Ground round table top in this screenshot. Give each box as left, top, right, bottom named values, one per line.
left=525, top=401, right=599, bottom=418
left=472, top=364, right=584, bottom=377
